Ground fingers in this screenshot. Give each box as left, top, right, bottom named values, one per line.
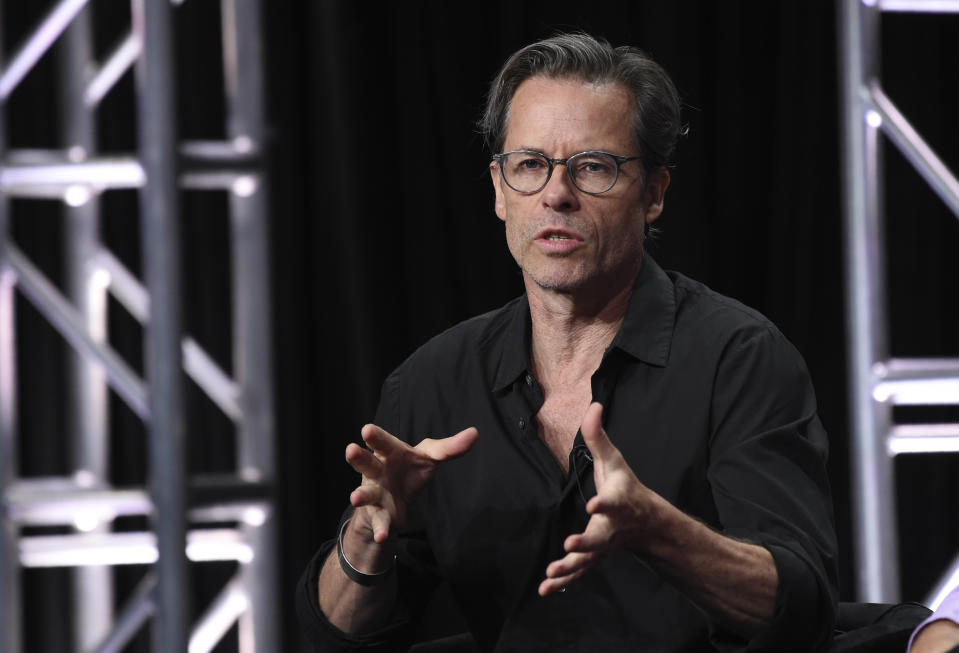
left=580, top=402, right=615, bottom=461
left=360, top=423, right=407, bottom=458
left=368, top=507, right=393, bottom=543
left=345, top=442, right=383, bottom=479
left=348, top=505, right=394, bottom=545
left=585, top=494, right=611, bottom=516
left=357, top=424, right=479, bottom=465
left=564, top=511, right=614, bottom=553
left=417, top=426, right=479, bottom=461
left=539, top=573, right=580, bottom=596
left=540, top=515, right=614, bottom=595
left=539, top=550, right=595, bottom=596
left=349, top=482, right=389, bottom=509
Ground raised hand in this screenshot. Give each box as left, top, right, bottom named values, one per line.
left=539, top=402, right=661, bottom=596
left=345, top=423, right=479, bottom=545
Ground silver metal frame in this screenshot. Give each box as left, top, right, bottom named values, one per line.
left=0, top=0, right=277, bottom=650
left=841, top=0, right=959, bottom=605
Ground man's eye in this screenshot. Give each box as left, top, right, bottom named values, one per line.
left=576, top=159, right=612, bottom=175
left=518, top=158, right=545, bottom=170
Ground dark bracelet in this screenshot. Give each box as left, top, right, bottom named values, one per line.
left=337, top=518, right=396, bottom=587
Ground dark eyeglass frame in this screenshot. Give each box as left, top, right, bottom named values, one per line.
left=492, top=149, right=641, bottom=195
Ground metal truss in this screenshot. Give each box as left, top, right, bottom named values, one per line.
left=841, top=0, right=959, bottom=605
left=0, top=0, right=277, bottom=651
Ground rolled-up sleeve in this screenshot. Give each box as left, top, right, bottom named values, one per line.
left=707, top=326, right=839, bottom=652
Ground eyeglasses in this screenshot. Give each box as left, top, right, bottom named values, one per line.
left=492, top=150, right=641, bottom=195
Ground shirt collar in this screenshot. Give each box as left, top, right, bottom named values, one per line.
left=492, top=294, right=532, bottom=392
left=490, top=254, right=676, bottom=392
left=608, top=254, right=675, bottom=367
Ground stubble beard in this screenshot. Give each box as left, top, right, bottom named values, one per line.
left=518, top=234, right=645, bottom=297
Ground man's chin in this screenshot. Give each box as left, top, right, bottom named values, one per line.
left=525, top=269, right=585, bottom=294
left=523, top=263, right=640, bottom=301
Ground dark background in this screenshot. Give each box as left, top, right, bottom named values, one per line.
left=5, top=1, right=959, bottom=651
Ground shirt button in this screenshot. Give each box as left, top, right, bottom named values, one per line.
left=518, top=417, right=527, bottom=430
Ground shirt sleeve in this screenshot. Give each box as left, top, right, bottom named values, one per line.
left=907, top=587, right=959, bottom=652
left=706, top=325, right=840, bottom=652
left=294, top=532, right=414, bottom=653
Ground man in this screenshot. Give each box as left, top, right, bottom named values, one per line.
left=297, top=33, right=838, bottom=652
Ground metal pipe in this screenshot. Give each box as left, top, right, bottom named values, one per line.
left=0, top=5, right=21, bottom=647
left=926, top=553, right=959, bottom=610
left=182, top=338, right=243, bottom=421
left=85, top=32, right=141, bottom=108
left=878, top=357, right=959, bottom=377
left=5, top=245, right=150, bottom=419
left=878, top=0, right=959, bottom=11
left=223, top=0, right=279, bottom=649
left=869, top=84, right=959, bottom=218
left=839, top=0, right=900, bottom=601
left=188, top=576, right=248, bottom=653
left=90, top=250, right=244, bottom=419
left=873, top=377, right=959, bottom=404
left=133, top=0, right=188, bottom=648
left=6, top=487, right=151, bottom=525
left=0, top=263, right=21, bottom=653
left=0, top=0, right=89, bottom=100
left=59, top=7, right=114, bottom=649
left=20, top=529, right=252, bottom=568
left=0, top=157, right=145, bottom=191
left=92, top=248, right=149, bottom=322
left=888, top=424, right=959, bottom=455
left=7, top=479, right=270, bottom=526
left=0, top=151, right=259, bottom=193
left=94, top=573, right=156, bottom=653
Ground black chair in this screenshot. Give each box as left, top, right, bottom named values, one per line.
left=409, top=633, right=482, bottom=653
left=409, top=601, right=931, bottom=652
left=828, top=601, right=931, bottom=653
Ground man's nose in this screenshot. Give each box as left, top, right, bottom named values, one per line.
left=540, top=162, right=580, bottom=212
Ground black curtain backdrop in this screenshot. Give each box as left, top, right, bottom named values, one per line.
left=5, top=1, right=959, bottom=651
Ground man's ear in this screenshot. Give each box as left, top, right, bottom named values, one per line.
left=642, top=168, right=670, bottom=226
left=491, top=162, right=507, bottom=222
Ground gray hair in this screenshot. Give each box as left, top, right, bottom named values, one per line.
left=480, top=33, right=683, bottom=177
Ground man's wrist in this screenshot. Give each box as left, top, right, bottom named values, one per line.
left=337, top=518, right=397, bottom=586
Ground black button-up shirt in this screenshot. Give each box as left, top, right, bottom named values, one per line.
left=297, top=256, right=839, bottom=652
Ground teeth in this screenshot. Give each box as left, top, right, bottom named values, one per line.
left=546, top=234, right=570, bottom=240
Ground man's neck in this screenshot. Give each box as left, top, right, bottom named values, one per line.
left=526, top=272, right=636, bottom=389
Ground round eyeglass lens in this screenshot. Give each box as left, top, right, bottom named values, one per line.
left=502, top=152, right=550, bottom=192
left=567, top=152, right=619, bottom=193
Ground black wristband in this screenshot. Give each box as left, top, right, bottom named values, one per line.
left=336, top=518, right=396, bottom=587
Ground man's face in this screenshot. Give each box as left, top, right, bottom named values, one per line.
left=490, top=76, right=669, bottom=297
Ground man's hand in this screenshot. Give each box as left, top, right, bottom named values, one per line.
left=539, top=402, right=657, bottom=596
left=319, top=423, right=478, bottom=633
left=539, top=402, right=777, bottom=637
left=345, top=423, right=479, bottom=545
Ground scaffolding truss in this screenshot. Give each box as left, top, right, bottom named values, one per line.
left=0, top=1, right=277, bottom=651
left=840, top=0, right=959, bottom=605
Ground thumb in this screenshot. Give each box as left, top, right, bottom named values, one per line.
left=418, top=426, right=479, bottom=461
left=580, top=402, right=614, bottom=460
